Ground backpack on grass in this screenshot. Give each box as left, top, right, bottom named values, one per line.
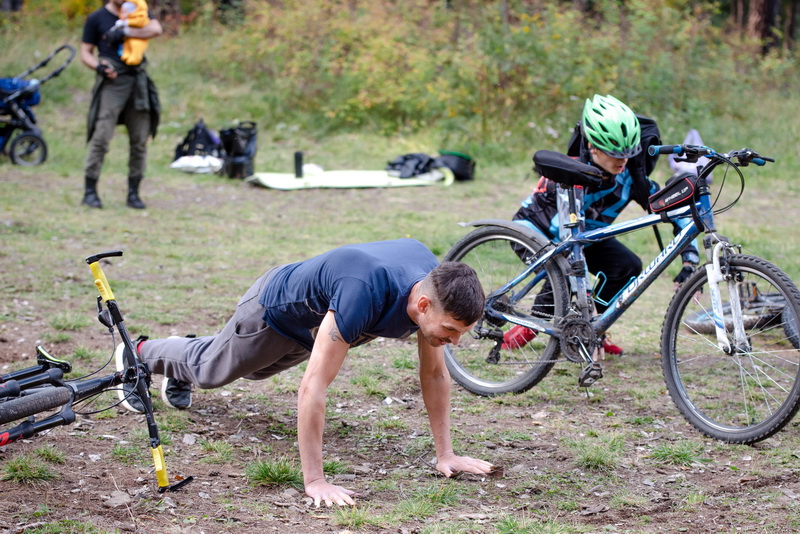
left=174, top=119, right=222, bottom=160
left=219, top=121, right=257, bottom=179
left=385, top=150, right=477, bottom=181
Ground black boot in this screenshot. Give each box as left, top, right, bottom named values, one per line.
left=81, top=177, right=103, bottom=209
left=126, top=176, right=146, bottom=209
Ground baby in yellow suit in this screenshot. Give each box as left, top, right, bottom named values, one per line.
left=117, top=0, right=150, bottom=66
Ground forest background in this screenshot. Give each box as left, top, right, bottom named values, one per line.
left=3, top=0, right=799, bottom=163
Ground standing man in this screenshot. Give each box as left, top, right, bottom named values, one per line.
left=116, top=239, right=495, bottom=506
left=80, top=0, right=162, bottom=209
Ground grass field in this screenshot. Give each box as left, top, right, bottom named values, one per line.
left=2, top=20, right=800, bottom=534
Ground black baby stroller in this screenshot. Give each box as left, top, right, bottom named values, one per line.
left=0, top=44, right=75, bottom=166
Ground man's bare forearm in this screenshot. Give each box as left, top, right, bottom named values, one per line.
left=297, top=382, right=327, bottom=485
left=128, top=20, right=162, bottom=39
left=419, top=356, right=455, bottom=458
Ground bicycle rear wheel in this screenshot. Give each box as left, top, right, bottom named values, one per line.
left=443, top=225, right=569, bottom=396
left=0, top=387, right=71, bottom=425
left=661, top=254, right=800, bottom=444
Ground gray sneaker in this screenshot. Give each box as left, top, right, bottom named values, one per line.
left=114, top=341, right=146, bottom=414
left=161, top=377, right=192, bottom=409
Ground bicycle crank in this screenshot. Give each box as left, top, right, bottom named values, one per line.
left=558, top=316, right=597, bottom=364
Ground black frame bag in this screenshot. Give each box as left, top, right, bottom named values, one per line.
left=648, top=171, right=698, bottom=213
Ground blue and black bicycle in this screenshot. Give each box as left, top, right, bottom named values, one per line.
left=444, top=143, right=800, bottom=444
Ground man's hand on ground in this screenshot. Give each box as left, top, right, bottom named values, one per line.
left=305, top=478, right=358, bottom=508
left=436, top=452, right=494, bottom=478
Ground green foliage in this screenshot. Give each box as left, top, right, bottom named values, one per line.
left=21, top=520, right=112, bottom=534
left=496, top=513, right=588, bottom=534
left=332, top=505, right=382, bottom=528
left=412, top=482, right=462, bottom=505
left=245, top=457, right=304, bottom=489
left=392, top=498, right=436, bottom=520
left=111, top=443, right=140, bottom=466
left=59, top=0, right=96, bottom=20
left=211, top=0, right=799, bottom=149
left=323, top=459, right=348, bottom=475
left=649, top=440, right=705, bottom=466
left=1, top=454, right=59, bottom=484
left=566, top=432, right=625, bottom=471
left=33, top=444, right=66, bottom=464
left=199, top=438, right=235, bottom=464
left=3, top=0, right=799, bottom=160
left=49, top=311, right=92, bottom=331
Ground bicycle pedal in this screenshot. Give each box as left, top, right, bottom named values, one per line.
left=578, top=362, right=603, bottom=388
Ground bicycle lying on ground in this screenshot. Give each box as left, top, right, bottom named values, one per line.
left=0, top=251, right=191, bottom=492
left=444, top=143, right=800, bottom=445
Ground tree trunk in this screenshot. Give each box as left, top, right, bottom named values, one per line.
left=735, top=0, right=746, bottom=29
left=747, top=0, right=768, bottom=39
left=786, top=0, right=799, bottom=49
left=748, top=0, right=781, bottom=52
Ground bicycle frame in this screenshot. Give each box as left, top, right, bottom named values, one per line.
left=482, top=143, right=775, bottom=366
left=484, top=181, right=714, bottom=343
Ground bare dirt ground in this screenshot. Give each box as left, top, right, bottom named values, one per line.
left=2, top=315, right=800, bottom=534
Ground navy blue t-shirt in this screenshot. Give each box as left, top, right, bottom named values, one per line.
left=260, top=239, right=438, bottom=351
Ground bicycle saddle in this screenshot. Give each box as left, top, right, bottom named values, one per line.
left=532, top=150, right=604, bottom=188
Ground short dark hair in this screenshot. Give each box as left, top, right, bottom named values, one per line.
left=424, top=262, right=484, bottom=325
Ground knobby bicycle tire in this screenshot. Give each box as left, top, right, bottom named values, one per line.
left=0, top=387, right=71, bottom=425
left=661, top=254, right=800, bottom=444
left=443, top=225, right=570, bottom=396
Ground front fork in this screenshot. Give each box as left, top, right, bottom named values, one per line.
left=705, top=241, right=749, bottom=353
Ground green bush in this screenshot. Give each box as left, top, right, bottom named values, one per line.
left=3, top=0, right=797, bottom=156
left=214, top=0, right=796, bottom=146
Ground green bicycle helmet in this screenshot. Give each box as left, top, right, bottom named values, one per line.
left=581, top=94, right=642, bottom=159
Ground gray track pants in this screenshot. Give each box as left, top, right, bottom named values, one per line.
left=139, top=267, right=310, bottom=389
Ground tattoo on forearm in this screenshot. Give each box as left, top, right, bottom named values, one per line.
left=328, top=324, right=344, bottom=343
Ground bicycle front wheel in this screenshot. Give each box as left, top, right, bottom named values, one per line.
left=661, top=254, right=800, bottom=444
left=443, top=225, right=570, bottom=396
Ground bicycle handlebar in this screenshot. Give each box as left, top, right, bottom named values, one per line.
left=648, top=144, right=775, bottom=167
left=649, top=144, right=685, bottom=155
left=648, top=144, right=715, bottom=157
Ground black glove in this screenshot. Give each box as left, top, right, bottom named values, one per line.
left=102, top=25, right=127, bottom=47
left=95, top=63, right=110, bottom=77
left=673, top=264, right=696, bottom=286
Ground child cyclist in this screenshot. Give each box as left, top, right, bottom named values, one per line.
left=504, top=94, right=699, bottom=357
